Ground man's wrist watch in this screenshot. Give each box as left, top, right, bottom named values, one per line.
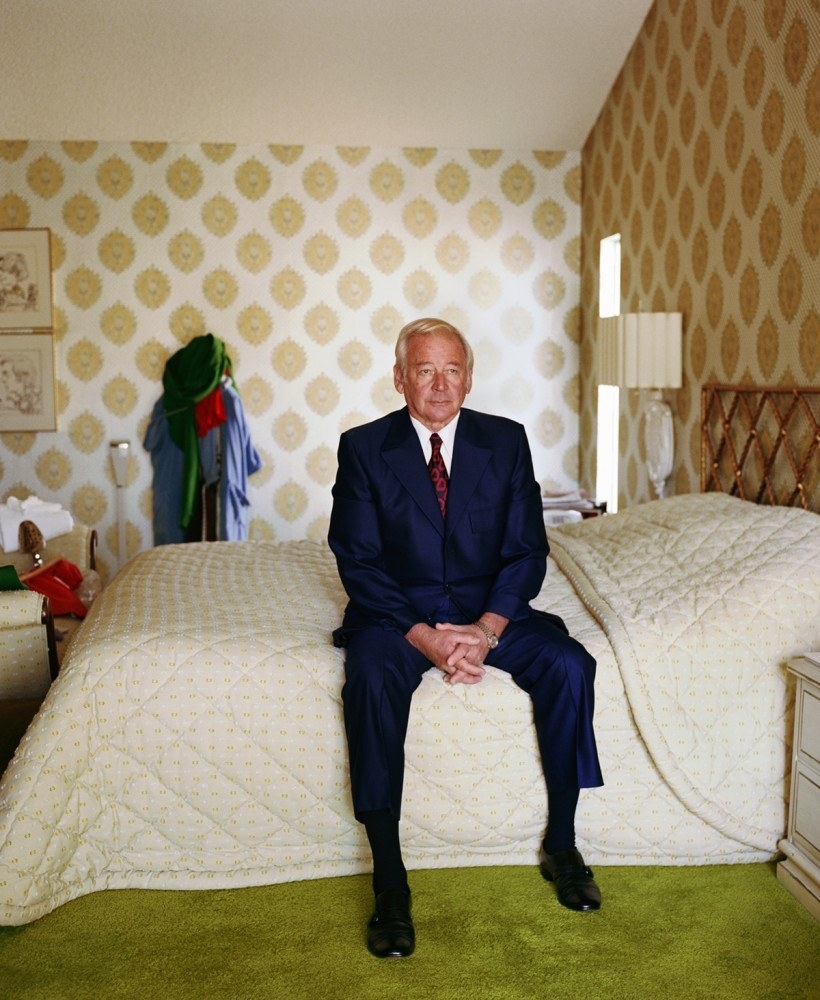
left=474, top=619, right=499, bottom=649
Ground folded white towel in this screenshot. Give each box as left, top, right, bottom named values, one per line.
left=0, top=501, right=74, bottom=553
left=7, top=495, right=63, bottom=514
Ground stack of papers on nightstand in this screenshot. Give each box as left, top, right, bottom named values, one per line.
left=543, top=509, right=584, bottom=526
left=804, top=651, right=820, bottom=667
left=541, top=489, right=597, bottom=511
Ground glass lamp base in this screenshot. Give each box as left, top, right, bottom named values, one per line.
left=644, top=390, right=674, bottom=499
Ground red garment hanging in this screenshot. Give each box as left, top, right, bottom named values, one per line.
left=194, top=385, right=227, bottom=438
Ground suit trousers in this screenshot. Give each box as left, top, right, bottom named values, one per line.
left=342, top=613, right=603, bottom=820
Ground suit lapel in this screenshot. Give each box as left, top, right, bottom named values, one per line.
left=381, top=408, right=493, bottom=537
left=381, top=409, right=445, bottom=534
left=446, top=410, right=492, bottom=533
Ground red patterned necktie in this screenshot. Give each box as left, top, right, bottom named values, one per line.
left=429, top=432, right=449, bottom=518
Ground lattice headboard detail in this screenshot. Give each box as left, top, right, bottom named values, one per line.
left=701, top=385, right=820, bottom=511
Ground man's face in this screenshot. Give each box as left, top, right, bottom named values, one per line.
left=393, top=331, right=472, bottom=431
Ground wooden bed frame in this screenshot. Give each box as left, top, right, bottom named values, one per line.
left=701, top=385, right=820, bottom=512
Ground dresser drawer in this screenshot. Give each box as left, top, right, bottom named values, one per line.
left=793, top=765, right=820, bottom=867
left=779, top=658, right=820, bottom=919
left=798, top=685, right=820, bottom=768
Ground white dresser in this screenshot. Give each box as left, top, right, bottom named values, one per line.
left=777, top=655, right=820, bottom=920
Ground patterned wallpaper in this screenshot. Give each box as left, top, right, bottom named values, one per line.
left=0, top=143, right=582, bottom=577
left=580, top=0, right=819, bottom=507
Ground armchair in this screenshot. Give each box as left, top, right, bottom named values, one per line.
left=0, top=523, right=97, bottom=577
left=0, top=591, right=57, bottom=700
left=0, top=523, right=97, bottom=700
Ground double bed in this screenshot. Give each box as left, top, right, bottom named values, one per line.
left=1, top=385, right=818, bottom=925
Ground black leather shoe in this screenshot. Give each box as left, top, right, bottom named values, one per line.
left=539, top=846, right=601, bottom=912
left=367, top=890, right=415, bottom=958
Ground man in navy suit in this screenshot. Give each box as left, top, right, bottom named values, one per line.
left=328, top=318, right=603, bottom=958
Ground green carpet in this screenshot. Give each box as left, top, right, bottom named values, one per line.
left=1, top=863, right=818, bottom=999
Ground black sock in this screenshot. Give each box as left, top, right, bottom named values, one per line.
left=543, top=786, right=580, bottom=854
left=361, top=809, right=409, bottom=896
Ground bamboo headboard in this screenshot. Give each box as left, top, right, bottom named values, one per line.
left=701, top=385, right=820, bottom=512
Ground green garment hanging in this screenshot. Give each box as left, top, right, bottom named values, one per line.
left=162, top=334, right=233, bottom=530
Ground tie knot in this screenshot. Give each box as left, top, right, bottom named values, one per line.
left=430, top=432, right=442, bottom=450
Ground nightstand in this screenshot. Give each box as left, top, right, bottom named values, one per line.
left=777, top=655, right=820, bottom=921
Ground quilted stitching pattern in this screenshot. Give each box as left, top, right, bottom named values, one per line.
left=1, top=494, right=816, bottom=925
left=549, top=494, right=820, bottom=850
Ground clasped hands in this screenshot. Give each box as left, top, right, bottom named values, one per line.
left=405, top=620, right=500, bottom=685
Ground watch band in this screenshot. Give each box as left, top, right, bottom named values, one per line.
left=474, top=619, right=498, bottom=648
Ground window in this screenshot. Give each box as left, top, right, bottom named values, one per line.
left=596, top=235, right=621, bottom=513
left=598, top=234, right=621, bottom=320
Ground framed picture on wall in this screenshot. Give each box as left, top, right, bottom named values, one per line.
left=0, top=228, right=54, bottom=330
left=0, top=332, right=57, bottom=431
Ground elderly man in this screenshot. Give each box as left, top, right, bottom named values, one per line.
left=328, top=318, right=603, bottom=958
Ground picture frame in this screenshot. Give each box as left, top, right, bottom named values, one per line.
left=0, top=332, right=57, bottom=431
left=0, top=228, right=54, bottom=330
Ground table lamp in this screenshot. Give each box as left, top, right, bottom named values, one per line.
left=597, top=312, right=683, bottom=499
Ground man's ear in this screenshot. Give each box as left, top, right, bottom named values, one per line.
left=393, top=364, right=405, bottom=394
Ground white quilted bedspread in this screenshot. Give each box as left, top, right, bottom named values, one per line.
left=1, top=494, right=818, bottom=924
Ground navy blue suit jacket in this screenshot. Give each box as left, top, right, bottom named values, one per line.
left=328, top=406, right=552, bottom=642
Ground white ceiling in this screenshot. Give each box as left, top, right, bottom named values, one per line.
left=3, top=0, right=653, bottom=150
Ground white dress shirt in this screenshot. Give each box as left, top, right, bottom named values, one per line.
left=409, top=412, right=460, bottom=474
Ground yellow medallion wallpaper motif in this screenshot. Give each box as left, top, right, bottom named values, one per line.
left=580, top=0, right=818, bottom=507
left=0, top=143, right=581, bottom=576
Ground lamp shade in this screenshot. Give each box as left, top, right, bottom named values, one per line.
left=598, top=312, right=682, bottom=389
left=109, top=440, right=130, bottom=488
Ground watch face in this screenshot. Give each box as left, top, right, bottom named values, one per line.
left=488, top=634, right=498, bottom=648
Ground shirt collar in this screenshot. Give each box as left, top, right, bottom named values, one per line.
left=409, top=411, right=460, bottom=471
